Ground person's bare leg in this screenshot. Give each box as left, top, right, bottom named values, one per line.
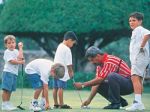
left=53, top=88, right=58, bottom=105
left=34, top=88, right=42, bottom=99
left=126, top=75, right=145, bottom=111
left=132, top=75, right=143, bottom=93
left=2, top=89, right=11, bottom=102
left=58, top=88, right=64, bottom=106
left=131, top=75, right=143, bottom=103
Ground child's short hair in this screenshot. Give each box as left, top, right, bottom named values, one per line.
left=129, top=12, right=144, bottom=21
left=4, top=35, right=16, bottom=44
left=64, top=31, right=78, bottom=42
left=53, top=63, right=65, bottom=79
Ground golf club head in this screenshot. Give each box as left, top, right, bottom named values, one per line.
left=17, top=105, right=25, bottom=110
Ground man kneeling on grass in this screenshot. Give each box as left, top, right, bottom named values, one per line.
left=25, top=59, right=65, bottom=111
left=74, top=46, right=133, bottom=109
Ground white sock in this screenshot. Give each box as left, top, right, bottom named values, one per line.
left=41, top=97, right=45, bottom=101
left=2, top=101, right=8, bottom=105
left=135, top=94, right=142, bottom=103
left=41, top=97, right=45, bottom=102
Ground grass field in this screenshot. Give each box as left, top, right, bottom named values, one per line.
left=0, top=86, right=150, bottom=112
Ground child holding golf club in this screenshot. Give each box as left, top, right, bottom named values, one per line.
left=1, top=35, right=25, bottom=111
left=53, top=31, right=78, bottom=109
left=126, top=12, right=150, bottom=111
left=25, top=59, right=65, bottom=111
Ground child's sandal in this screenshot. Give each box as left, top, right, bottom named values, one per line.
left=53, top=104, right=59, bottom=109
left=59, top=104, right=72, bottom=109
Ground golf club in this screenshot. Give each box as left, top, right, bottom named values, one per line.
left=17, top=64, right=25, bottom=110
left=142, top=64, right=149, bottom=84
left=72, top=77, right=90, bottom=109
left=72, top=77, right=83, bottom=104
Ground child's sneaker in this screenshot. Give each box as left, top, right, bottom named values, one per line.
left=29, top=100, right=41, bottom=111
left=126, top=100, right=145, bottom=111
left=39, top=98, right=46, bottom=110
left=1, top=102, right=17, bottom=111
left=7, top=102, right=17, bottom=110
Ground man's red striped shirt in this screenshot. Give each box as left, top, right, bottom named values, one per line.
left=96, top=54, right=131, bottom=79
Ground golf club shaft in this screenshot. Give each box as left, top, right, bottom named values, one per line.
left=142, top=64, right=149, bottom=84
left=17, top=64, right=25, bottom=110
left=72, top=77, right=83, bottom=104
left=21, top=64, right=23, bottom=103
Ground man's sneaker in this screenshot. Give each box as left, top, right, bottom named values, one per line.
left=29, top=101, right=42, bottom=111
left=1, top=102, right=17, bottom=111
left=103, top=103, right=120, bottom=109
left=126, top=100, right=145, bottom=111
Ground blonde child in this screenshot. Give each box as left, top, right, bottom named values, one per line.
left=1, top=35, right=25, bottom=111
left=25, top=59, right=65, bottom=111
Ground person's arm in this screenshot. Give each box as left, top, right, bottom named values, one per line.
left=43, top=83, right=50, bottom=110
left=83, top=77, right=104, bottom=87
left=82, top=85, right=99, bottom=107
left=9, top=59, right=25, bottom=64
left=67, top=65, right=74, bottom=78
left=10, top=42, right=25, bottom=65
left=140, top=34, right=150, bottom=48
left=17, top=42, right=24, bottom=60
left=74, top=77, right=104, bottom=89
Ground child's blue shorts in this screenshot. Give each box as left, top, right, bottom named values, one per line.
left=27, top=73, right=43, bottom=89
left=53, top=79, right=67, bottom=89
left=2, top=72, right=17, bottom=92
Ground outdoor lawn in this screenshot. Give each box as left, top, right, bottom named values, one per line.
left=0, top=86, right=150, bottom=112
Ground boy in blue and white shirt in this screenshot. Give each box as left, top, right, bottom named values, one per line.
left=53, top=31, right=78, bottom=109
left=1, top=35, right=25, bottom=111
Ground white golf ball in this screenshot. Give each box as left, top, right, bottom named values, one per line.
left=18, top=42, right=23, bottom=46
left=82, top=106, right=90, bottom=109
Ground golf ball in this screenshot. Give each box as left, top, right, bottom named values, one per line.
left=81, top=106, right=90, bottom=109
left=18, top=42, right=22, bottom=46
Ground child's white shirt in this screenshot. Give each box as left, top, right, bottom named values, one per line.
left=3, top=49, right=19, bottom=75
left=54, top=43, right=72, bottom=81
left=25, top=59, right=53, bottom=84
left=130, top=26, right=150, bottom=63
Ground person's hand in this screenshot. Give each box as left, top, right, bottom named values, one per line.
left=18, top=42, right=23, bottom=49
left=17, top=60, right=25, bottom=64
left=81, top=99, right=91, bottom=107
left=74, top=82, right=82, bottom=89
left=69, top=73, right=74, bottom=79
left=20, top=60, right=25, bottom=64
left=68, top=70, right=74, bottom=79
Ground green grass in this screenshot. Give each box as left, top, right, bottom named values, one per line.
left=0, top=87, right=150, bottom=112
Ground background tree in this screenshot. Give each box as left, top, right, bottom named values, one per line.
left=0, top=0, right=149, bottom=70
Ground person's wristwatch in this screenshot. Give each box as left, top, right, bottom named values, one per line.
left=140, top=47, right=144, bottom=53
left=81, top=83, right=85, bottom=88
